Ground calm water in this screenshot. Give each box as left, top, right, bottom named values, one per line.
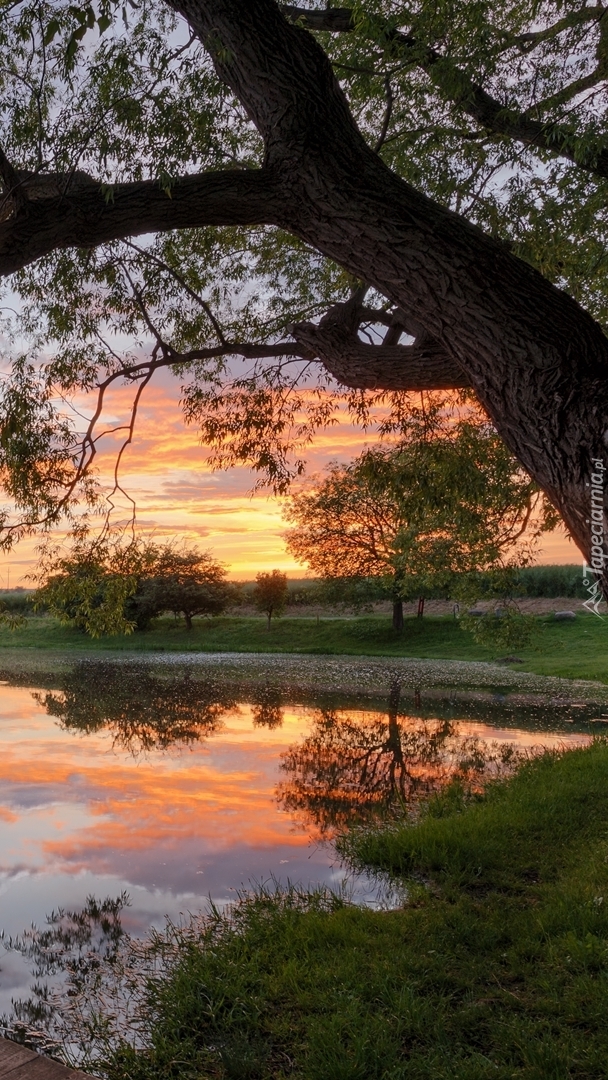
left=0, top=653, right=604, bottom=1015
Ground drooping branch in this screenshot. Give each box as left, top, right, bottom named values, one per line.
left=282, top=5, right=608, bottom=180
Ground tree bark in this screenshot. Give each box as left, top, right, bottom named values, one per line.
left=291, top=318, right=467, bottom=390
left=392, top=599, right=404, bottom=631
left=0, top=169, right=281, bottom=276
left=167, top=0, right=608, bottom=582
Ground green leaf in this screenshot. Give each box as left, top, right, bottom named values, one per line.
left=43, top=18, right=60, bottom=46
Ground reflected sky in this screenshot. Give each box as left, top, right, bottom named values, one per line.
left=0, top=662, right=596, bottom=1013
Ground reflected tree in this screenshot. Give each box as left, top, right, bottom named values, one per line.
left=278, top=683, right=517, bottom=838
left=34, top=662, right=238, bottom=753
left=251, top=685, right=284, bottom=729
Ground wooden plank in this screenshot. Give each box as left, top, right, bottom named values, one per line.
left=0, top=1042, right=35, bottom=1074
left=0, top=1040, right=91, bottom=1080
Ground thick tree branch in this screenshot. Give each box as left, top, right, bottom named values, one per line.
left=0, top=168, right=281, bottom=276
left=291, top=318, right=468, bottom=389
left=290, top=293, right=468, bottom=389
left=282, top=5, right=608, bottom=180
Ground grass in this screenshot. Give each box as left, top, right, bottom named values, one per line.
left=4, top=609, right=608, bottom=1076
left=67, top=741, right=607, bottom=1080
left=2, top=609, right=608, bottom=683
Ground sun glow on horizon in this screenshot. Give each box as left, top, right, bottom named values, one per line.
left=0, top=369, right=578, bottom=586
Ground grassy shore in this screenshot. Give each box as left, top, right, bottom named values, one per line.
left=3, top=613, right=608, bottom=1076
left=87, top=741, right=608, bottom=1080
left=1, top=609, right=607, bottom=682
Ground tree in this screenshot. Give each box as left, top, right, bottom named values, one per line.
left=130, top=547, right=234, bottom=630
left=35, top=540, right=153, bottom=637
left=36, top=538, right=232, bottom=634
left=285, top=420, right=552, bottom=629
left=252, top=569, right=289, bottom=629
left=0, top=0, right=606, bottom=588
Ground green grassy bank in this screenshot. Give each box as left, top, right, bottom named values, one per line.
left=95, top=741, right=608, bottom=1080
left=1, top=609, right=607, bottom=682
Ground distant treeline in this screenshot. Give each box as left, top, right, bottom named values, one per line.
left=0, top=565, right=588, bottom=622
left=240, top=566, right=588, bottom=604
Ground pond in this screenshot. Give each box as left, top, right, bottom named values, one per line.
left=0, top=651, right=606, bottom=1022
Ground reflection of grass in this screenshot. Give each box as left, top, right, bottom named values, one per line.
left=1, top=610, right=608, bottom=682
left=20, top=741, right=608, bottom=1079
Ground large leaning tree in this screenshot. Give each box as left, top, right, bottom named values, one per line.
left=0, top=1, right=607, bottom=579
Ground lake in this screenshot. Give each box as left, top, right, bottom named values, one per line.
left=0, top=651, right=606, bottom=1020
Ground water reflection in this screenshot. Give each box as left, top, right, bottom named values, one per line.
left=277, top=683, right=522, bottom=838
left=0, top=658, right=598, bottom=1023
left=33, top=662, right=237, bottom=753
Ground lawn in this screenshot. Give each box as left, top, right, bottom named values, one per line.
left=1, top=609, right=608, bottom=682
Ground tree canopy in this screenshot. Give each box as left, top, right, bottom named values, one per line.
left=36, top=538, right=232, bottom=634
left=285, top=418, right=554, bottom=626
left=129, top=546, right=234, bottom=629
left=0, top=0, right=606, bottom=575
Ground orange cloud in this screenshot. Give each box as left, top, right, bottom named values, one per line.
left=0, top=371, right=578, bottom=585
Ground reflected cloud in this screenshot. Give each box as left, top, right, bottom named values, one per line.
left=0, top=665, right=594, bottom=925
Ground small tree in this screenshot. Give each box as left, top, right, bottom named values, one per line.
left=252, top=570, right=288, bottom=630
left=130, top=548, right=233, bottom=631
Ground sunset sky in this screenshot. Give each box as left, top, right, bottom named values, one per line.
left=0, top=366, right=580, bottom=587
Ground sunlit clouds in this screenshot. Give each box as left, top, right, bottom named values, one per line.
left=0, top=366, right=577, bottom=586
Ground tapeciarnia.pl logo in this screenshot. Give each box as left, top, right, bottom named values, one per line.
left=582, top=458, right=607, bottom=618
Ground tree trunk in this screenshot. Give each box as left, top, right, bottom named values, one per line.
left=170, top=0, right=608, bottom=588
left=392, top=599, right=404, bottom=631
left=267, top=610, right=272, bottom=630
left=184, top=612, right=193, bottom=631
left=386, top=681, right=406, bottom=801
